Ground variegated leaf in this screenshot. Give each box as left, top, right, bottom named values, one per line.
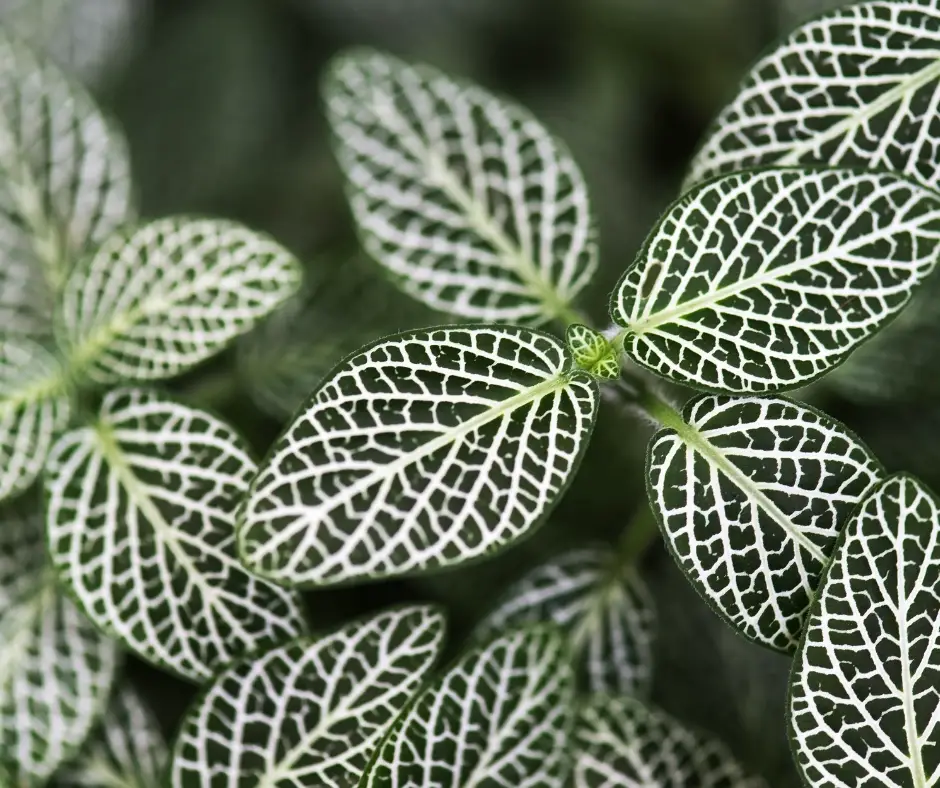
left=59, top=217, right=302, bottom=384
left=238, top=326, right=598, bottom=588
left=0, top=503, right=118, bottom=786
left=324, top=48, right=597, bottom=326
left=363, top=626, right=576, bottom=788
left=790, top=473, right=940, bottom=786
left=476, top=548, right=656, bottom=696
left=647, top=394, right=883, bottom=652
left=170, top=605, right=445, bottom=788
left=611, top=168, right=940, bottom=393
left=572, top=695, right=765, bottom=788
left=44, top=387, right=307, bottom=683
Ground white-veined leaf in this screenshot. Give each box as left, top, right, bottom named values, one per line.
left=238, top=325, right=598, bottom=588
left=611, top=168, right=940, bottom=393
left=0, top=29, right=134, bottom=336
left=790, top=473, right=940, bottom=786
left=57, top=684, right=167, bottom=788
left=0, top=337, right=71, bottom=502
left=0, top=503, right=118, bottom=785
left=647, top=394, right=883, bottom=652
left=59, top=217, right=302, bottom=385
left=170, top=605, right=445, bottom=788
left=363, top=626, right=576, bottom=788
left=324, top=48, right=597, bottom=326
left=687, top=0, right=940, bottom=190
left=44, top=387, right=308, bottom=683
left=475, top=547, right=656, bottom=696
left=572, top=695, right=766, bottom=788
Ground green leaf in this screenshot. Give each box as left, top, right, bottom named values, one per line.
left=56, top=684, right=167, bottom=788
left=363, top=626, right=576, bottom=788
left=0, top=503, right=118, bottom=786
left=790, top=473, right=940, bottom=786
left=170, top=605, right=445, bottom=788
left=687, top=0, right=940, bottom=190
left=647, top=394, right=883, bottom=652
left=475, top=547, right=656, bottom=696
left=611, top=168, right=940, bottom=393
left=44, top=387, right=308, bottom=683
left=323, top=47, right=597, bottom=326
left=572, top=695, right=765, bottom=788
left=58, top=217, right=302, bottom=385
left=0, top=29, right=134, bottom=337
left=238, top=325, right=598, bottom=588
left=0, top=337, right=71, bottom=502
left=565, top=324, right=621, bottom=381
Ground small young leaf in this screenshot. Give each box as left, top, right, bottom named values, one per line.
left=0, top=337, right=71, bottom=502
left=475, top=548, right=656, bottom=697
left=0, top=504, right=118, bottom=785
left=790, top=473, right=940, bottom=786
left=324, top=47, right=597, bottom=326
left=611, top=168, right=940, bottom=393
left=44, top=388, right=307, bottom=682
left=170, top=605, right=445, bottom=788
left=363, top=626, right=576, bottom=788
left=238, top=326, right=598, bottom=588
left=59, top=217, right=302, bottom=384
left=687, top=0, right=940, bottom=190
left=572, top=695, right=765, bottom=788
left=647, top=394, right=883, bottom=652
left=565, top=324, right=621, bottom=381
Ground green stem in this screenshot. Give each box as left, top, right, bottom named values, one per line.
left=614, top=501, right=660, bottom=568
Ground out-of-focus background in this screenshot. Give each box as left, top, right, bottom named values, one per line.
left=12, top=1, right=929, bottom=784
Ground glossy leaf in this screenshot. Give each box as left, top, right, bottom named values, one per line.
left=0, top=504, right=118, bottom=785
left=170, top=605, right=445, bottom=788
left=572, top=695, right=765, bottom=788
left=59, top=217, right=302, bottom=385
left=612, top=168, right=940, bottom=393
left=476, top=548, right=656, bottom=696
left=44, top=388, right=307, bottom=683
left=363, top=626, right=576, bottom=788
left=790, top=473, right=940, bottom=786
left=647, top=394, right=883, bottom=652
left=238, top=326, right=598, bottom=588
left=324, top=47, right=597, bottom=326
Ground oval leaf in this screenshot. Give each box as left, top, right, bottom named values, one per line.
left=573, top=695, right=765, bottom=788
left=324, top=47, right=597, bottom=326
left=790, top=473, right=940, bottom=786
left=687, top=1, right=940, bottom=190
left=0, top=337, right=71, bottom=502
left=44, top=387, right=308, bottom=682
left=612, top=168, right=940, bottom=393
left=0, top=504, right=118, bottom=785
left=170, top=605, right=445, bottom=788
left=647, top=394, right=883, bottom=652
left=238, top=326, right=598, bottom=587
left=476, top=547, right=656, bottom=696
left=59, top=217, right=302, bottom=384
left=363, top=626, right=575, bottom=788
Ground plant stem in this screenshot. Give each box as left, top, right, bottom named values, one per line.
left=615, top=501, right=660, bottom=567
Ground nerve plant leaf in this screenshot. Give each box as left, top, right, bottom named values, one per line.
left=44, top=388, right=307, bottom=683
left=647, top=395, right=883, bottom=652
left=362, top=626, right=575, bottom=788
left=0, top=503, right=118, bottom=785
left=572, top=695, right=765, bottom=788
left=238, top=326, right=598, bottom=587
left=324, top=48, right=597, bottom=326
left=687, top=0, right=940, bottom=190
left=0, top=337, right=71, bottom=502
left=611, top=168, right=940, bottom=393
left=475, top=548, right=656, bottom=696
left=790, top=473, right=940, bottom=787
left=59, top=217, right=302, bottom=385
left=170, top=605, right=445, bottom=788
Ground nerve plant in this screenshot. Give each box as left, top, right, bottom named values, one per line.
left=2, top=0, right=939, bottom=786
